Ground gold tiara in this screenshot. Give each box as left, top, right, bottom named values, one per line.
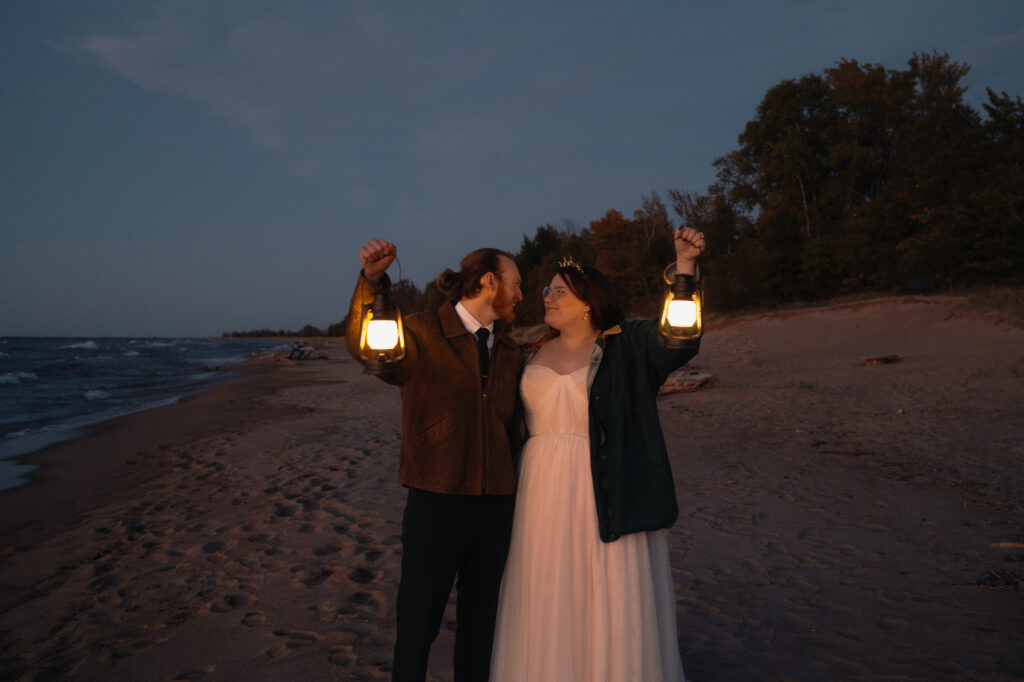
left=558, top=256, right=584, bottom=274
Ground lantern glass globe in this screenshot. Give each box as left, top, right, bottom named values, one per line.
left=366, top=318, right=400, bottom=350
left=666, top=299, right=698, bottom=327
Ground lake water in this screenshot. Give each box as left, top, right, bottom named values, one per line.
left=0, top=337, right=283, bottom=490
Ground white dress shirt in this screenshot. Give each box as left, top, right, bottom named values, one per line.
left=454, top=300, right=494, bottom=354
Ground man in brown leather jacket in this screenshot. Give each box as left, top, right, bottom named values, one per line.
left=346, top=239, right=523, bottom=682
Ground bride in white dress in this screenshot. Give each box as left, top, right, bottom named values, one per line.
left=491, top=228, right=705, bottom=682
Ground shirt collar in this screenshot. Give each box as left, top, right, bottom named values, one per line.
left=454, top=300, right=494, bottom=336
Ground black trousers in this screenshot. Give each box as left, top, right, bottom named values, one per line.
left=392, top=487, right=515, bottom=682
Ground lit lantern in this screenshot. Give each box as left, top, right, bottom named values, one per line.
left=358, top=289, right=406, bottom=374
left=659, top=273, right=702, bottom=347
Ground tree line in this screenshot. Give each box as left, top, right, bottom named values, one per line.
left=222, top=325, right=326, bottom=338
left=252, top=51, right=1024, bottom=336
left=681, top=52, right=1023, bottom=311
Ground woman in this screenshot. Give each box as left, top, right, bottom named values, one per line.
left=490, top=228, right=704, bottom=682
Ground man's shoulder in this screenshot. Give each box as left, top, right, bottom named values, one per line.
left=405, top=301, right=458, bottom=336
left=405, top=308, right=442, bottom=330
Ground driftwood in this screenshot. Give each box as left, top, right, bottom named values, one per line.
left=659, top=370, right=713, bottom=395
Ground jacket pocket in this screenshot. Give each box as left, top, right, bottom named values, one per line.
left=414, top=413, right=457, bottom=446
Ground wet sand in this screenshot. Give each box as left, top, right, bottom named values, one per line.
left=1, top=295, right=1022, bottom=681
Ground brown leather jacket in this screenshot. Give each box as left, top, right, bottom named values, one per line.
left=346, top=273, right=523, bottom=495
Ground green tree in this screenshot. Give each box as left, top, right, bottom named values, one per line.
left=326, top=318, right=347, bottom=337
left=516, top=224, right=564, bottom=276
left=887, top=53, right=982, bottom=285
left=514, top=225, right=577, bottom=326
left=965, top=88, right=1024, bottom=284
left=707, top=51, right=1005, bottom=308
left=390, top=278, right=425, bottom=313
left=589, top=204, right=673, bottom=317
left=714, top=71, right=835, bottom=303
left=669, top=188, right=752, bottom=310
left=422, top=280, right=448, bottom=312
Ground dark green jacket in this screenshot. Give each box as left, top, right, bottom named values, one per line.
left=585, top=320, right=700, bottom=541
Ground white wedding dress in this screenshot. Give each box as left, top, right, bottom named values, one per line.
left=491, top=364, right=686, bottom=682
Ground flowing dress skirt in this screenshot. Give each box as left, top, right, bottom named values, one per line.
left=491, top=365, right=685, bottom=682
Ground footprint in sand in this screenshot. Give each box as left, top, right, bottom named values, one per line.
left=241, top=610, right=266, bottom=626
left=313, top=543, right=342, bottom=557
left=266, top=629, right=322, bottom=658
left=348, top=566, right=379, bottom=584
left=209, top=593, right=250, bottom=613
left=300, top=567, right=335, bottom=588
left=327, top=645, right=358, bottom=666
left=350, top=591, right=382, bottom=609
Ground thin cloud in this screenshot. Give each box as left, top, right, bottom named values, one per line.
left=80, top=30, right=286, bottom=147
left=75, top=11, right=375, bottom=150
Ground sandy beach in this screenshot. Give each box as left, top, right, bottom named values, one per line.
left=1, top=295, right=1022, bottom=681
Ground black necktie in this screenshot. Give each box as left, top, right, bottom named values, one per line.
left=475, top=327, right=490, bottom=387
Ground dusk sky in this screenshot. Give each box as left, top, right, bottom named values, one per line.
left=3, top=1, right=1022, bottom=337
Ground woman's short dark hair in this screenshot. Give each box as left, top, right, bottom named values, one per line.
left=556, top=264, right=624, bottom=331
left=436, top=248, right=514, bottom=302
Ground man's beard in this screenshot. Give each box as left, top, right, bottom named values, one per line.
left=494, top=285, right=515, bottom=324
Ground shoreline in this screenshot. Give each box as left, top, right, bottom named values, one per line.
left=0, top=353, right=308, bottom=546
left=1, top=298, right=1022, bottom=681
left=0, top=337, right=288, bottom=492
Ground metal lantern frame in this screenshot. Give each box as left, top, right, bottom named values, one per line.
left=658, top=272, right=703, bottom=348
left=358, top=288, right=406, bottom=375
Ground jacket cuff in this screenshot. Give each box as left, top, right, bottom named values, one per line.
left=663, top=261, right=701, bottom=285
left=360, top=270, right=392, bottom=290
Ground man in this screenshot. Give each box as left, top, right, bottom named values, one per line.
left=346, top=239, right=524, bottom=682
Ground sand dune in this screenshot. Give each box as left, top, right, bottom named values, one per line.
left=1, top=295, right=1022, bottom=681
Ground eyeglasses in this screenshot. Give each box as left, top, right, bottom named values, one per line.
left=543, top=286, right=572, bottom=299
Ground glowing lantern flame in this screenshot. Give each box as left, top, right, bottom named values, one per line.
left=366, top=319, right=400, bottom=350
left=666, top=299, right=698, bottom=328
